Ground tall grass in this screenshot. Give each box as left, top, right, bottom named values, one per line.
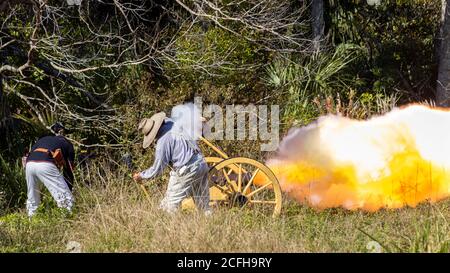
left=0, top=156, right=27, bottom=214
left=0, top=161, right=448, bottom=253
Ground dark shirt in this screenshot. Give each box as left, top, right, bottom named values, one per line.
left=27, top=135, right=75, bottom=190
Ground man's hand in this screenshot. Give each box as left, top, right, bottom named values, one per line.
left=133, top=172, right=143, bottom=183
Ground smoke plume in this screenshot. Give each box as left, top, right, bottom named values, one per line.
left=263, top=104, right=450, bottom=211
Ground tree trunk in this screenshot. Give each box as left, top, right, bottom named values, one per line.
left=437, top=0, right=450, bottom=106
left=0, top=49, right=5, bottom=121
left=311, top=0, right=325, bottom=52
left=0, top=57, right=12, bottom=152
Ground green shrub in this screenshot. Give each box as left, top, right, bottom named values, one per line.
left=166, top=24, right=267, bottom=85
left=0, top=156, right=27, bottom=214
left=264, top=44, right=366, bottom=126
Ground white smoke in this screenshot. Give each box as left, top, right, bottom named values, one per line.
left=170, top=102, right=203, bottom=140
left=265, top=104, right=450, bottom=210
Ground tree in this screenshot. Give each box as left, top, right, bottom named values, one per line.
left=0, top=0, right=311, bottom=152
left=311, top=0, right=325, bottom=52
left=437, top=0, right=450, bottom=106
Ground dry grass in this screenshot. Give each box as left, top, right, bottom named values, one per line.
left=1, top=166, right=449, bottom=253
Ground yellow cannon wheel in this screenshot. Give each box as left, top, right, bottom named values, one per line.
left=182, top=157, right=282, bottom=217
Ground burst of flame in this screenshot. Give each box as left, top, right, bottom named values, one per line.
left=262, top=104, right=450, bottom=211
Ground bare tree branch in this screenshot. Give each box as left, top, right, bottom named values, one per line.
left=1, top=0, right=312, bottom=148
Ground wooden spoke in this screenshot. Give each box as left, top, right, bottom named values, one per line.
left=246, top=181, right=272, bottom=198
left=222, top=168, right=236, bottom=192
left=237, top=164, right=242, bottom=192
left=243, top=168, right=260, bottom=195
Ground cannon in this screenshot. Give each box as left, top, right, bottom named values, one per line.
left=181, top=137, right=282, bottom=217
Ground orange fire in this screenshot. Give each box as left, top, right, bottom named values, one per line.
left=264, top=104, right=450, bottom=211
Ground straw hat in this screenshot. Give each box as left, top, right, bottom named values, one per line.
left=138, top=112, right=166, bottom=149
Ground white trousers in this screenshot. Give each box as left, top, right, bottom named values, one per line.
left=160, top=156, right=211, bottom=214
left=25, top=161, right=74, bottom=217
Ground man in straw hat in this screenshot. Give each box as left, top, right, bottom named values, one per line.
left=133, top=112, right=211, bottom=215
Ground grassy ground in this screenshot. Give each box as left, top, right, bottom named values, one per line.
left=0, top=171, right=449, bottom=253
